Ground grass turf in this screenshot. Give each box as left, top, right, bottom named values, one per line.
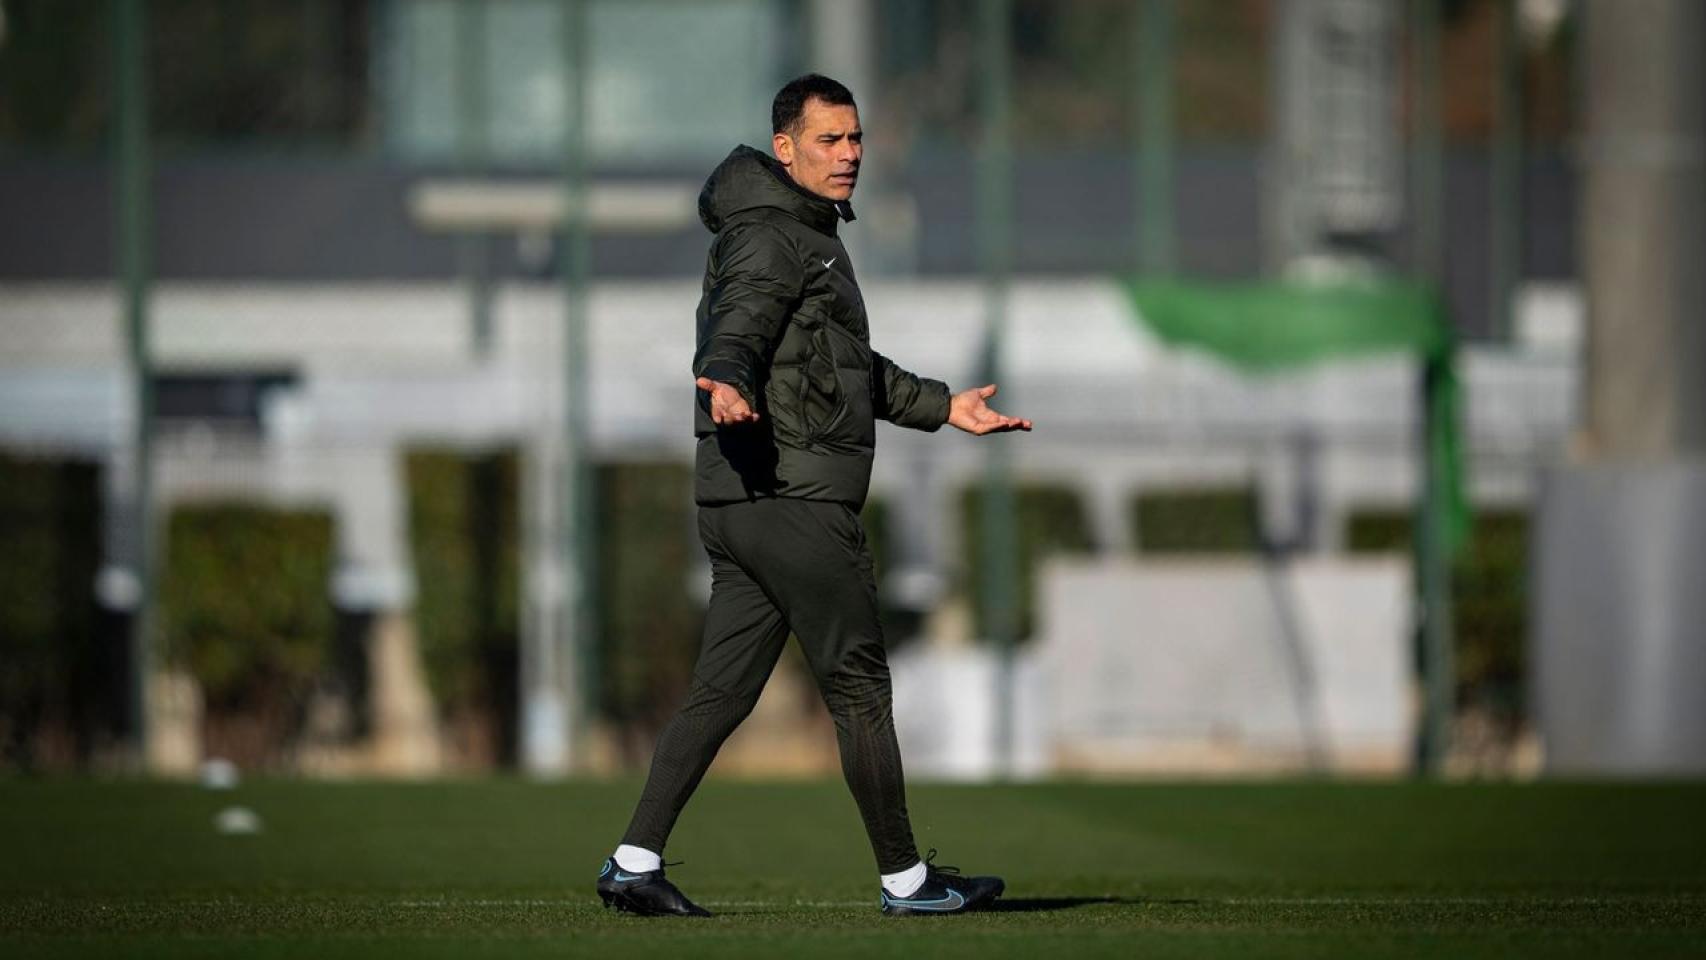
left=1, top=778, right=1702, bottom=958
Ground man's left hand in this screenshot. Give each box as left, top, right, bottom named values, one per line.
left=696, top=376, right=760, bottom=425
left=948, top=384, right=1033, bottom=435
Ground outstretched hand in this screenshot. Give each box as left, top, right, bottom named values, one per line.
left=948, top=383, right=1032, bottom=435
left=696, top=376, right=760, bottom=426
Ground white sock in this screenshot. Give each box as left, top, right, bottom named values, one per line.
left=613, top=844, right=662, bottom=874
left=881, top=860, right=927, bottom=898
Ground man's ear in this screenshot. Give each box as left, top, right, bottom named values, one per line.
left=772, top=131, right=795, bottom=168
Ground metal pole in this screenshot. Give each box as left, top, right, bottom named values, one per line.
left=300, top=0, right=329, bottom=133
left=524, top=0, right=592, bottom=777
left=1409, top=0, right=1443, bottom=285
left=456, top=0, right=494, bottom=358
left=1416, top=357, right=1455, bottom=773
left=113, top=0, right=153, bottom=768
left=809, top=0, right=877, bottom=270
left=1490, top=0, right=1522, bottom=342
left=1266, top=0, right=1305, bottom=274
left=560, top=0, right=596, bottom=768
left=977, top=0, right=1019, bottom=777
left=1579, top=0, right=1706, bottom=459
left=1136, top=0, right=1175, bottom=276
left=1409, top=0, right=1454, bottom=774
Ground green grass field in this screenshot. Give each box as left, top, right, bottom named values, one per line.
left=2, top=778, right=1702, bottom=958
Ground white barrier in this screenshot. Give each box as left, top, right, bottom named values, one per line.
left=1038, top=557, right=1412, bottom=774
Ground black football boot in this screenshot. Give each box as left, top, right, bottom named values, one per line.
left=596, top=858, right=712, bottom=917
left=879, top=849, right=1005, bottom=916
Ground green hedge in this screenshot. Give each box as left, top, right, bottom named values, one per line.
left=960, top=484, right=1095, bottom=641
left=1346, top=508, right=1529, bottom=712
left=403, top=456, right=704, bottom=745
left=404, top=449, right=520, bottom=754
left=595, top=462, right=700, bottom=729
left=0, top=454, right=104, bottom=766
left=161, top=503, right=335, bottom=743
left=1132, top=486, right=1262, bottom=554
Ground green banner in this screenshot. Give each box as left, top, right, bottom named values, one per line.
left=1123, top=279, right=1469, bottom=554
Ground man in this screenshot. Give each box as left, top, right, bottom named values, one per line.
left=597, top=74, right=1031, bottom=918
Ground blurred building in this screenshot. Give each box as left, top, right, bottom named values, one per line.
left=2, top=0, right=1659, bottom=778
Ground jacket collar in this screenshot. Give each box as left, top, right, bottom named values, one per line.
left=698, top=145, right=855, bottom=237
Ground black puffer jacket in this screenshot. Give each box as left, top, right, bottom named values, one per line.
left=692, top=145, right=950, bottom=507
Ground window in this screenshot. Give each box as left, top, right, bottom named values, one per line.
left=380, top=0, right=789, bottom=167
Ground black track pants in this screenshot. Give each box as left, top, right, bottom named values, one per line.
left=620, top=497, right=919, bottom=874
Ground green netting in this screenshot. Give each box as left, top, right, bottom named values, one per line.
left=1123, top=279, right=1469, bottom=555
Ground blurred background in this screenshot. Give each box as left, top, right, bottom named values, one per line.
left=0, top=0, right=1700, bottom=783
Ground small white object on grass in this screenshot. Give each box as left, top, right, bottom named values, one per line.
left=200, top=757, right=239, bottom=790
left=214, top=806, right=263, bottom=835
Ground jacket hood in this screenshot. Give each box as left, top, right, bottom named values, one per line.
left=698, top=144, right=855, bottom=235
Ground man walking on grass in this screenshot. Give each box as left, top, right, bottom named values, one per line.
left=598, top=73, right=1030, bottom=918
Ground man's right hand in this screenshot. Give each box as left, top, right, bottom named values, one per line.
left=696, top=376, right=760, bottom=426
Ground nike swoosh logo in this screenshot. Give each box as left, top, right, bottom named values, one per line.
left=822, top=258, right=836, bottom=268
left=888, top=888, right=966, bottom=911
left=613, top=871, right=647, bottom=883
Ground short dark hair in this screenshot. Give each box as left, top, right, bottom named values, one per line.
left=771, top=73, right=856, bottom=136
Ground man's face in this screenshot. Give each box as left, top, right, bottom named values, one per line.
left=773, top=98, right=862, bottom=202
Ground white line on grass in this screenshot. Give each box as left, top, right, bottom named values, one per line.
left=388, top=895, right=1699, bottom=910
left=394, top=899, right=873, bottom=909
left=1218, top=897, right=1699, bottom=906
left=392, top=900, right=873, bottom=907
left=396, top=900, right=563, bottom=908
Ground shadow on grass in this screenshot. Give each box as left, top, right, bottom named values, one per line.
left=987, top=896, right=1186, bottom=913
